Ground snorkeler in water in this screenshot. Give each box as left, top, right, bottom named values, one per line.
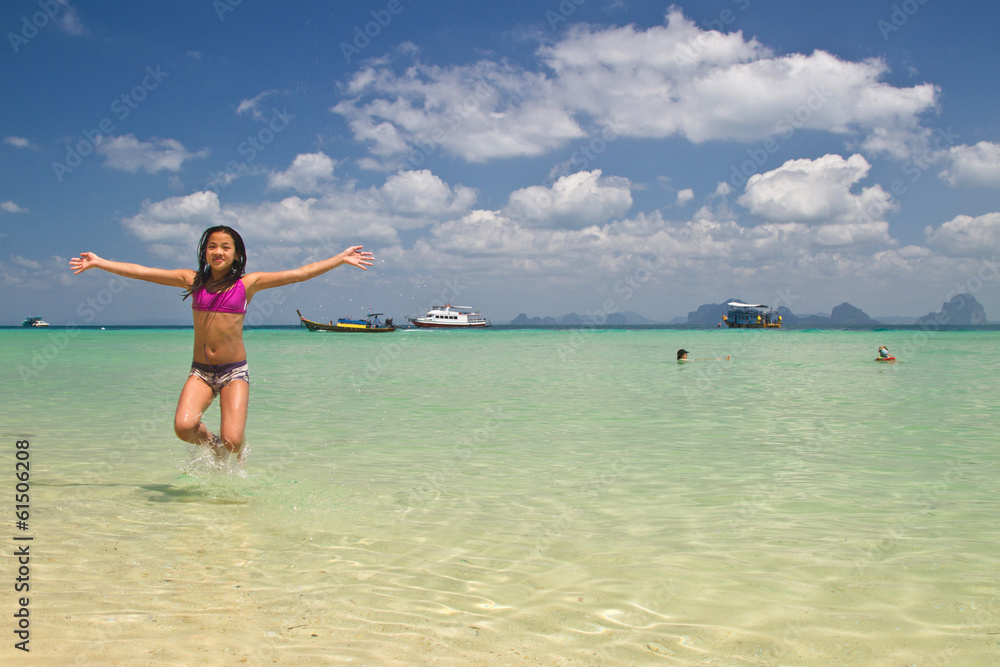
left=71, top=225, right=373, bottom=459
left=677, top=348, right=730, bottom=362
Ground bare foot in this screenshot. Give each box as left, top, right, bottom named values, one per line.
left=207, top=434, right=229, bottom=460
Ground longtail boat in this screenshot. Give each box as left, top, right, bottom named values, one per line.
left=297, top=310, right=396, bottom=333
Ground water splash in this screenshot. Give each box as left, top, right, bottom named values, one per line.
left=181, top=442, right=252, bottom=480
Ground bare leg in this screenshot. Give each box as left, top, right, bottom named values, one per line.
left=175, top=375, right=220, bottom=454
left=217, top=378, right=249, bottom=457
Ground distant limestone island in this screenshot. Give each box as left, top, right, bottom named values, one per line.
left=686, top=293, right=989, bottom=328
left=507, top=293, right=989, bottom=328
left=914, top=293, right=987, bottom=327
left=508, top=310, right=660, bottom=326
left=687, top=299, right=885, bottom=328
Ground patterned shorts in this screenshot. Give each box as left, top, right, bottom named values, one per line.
left=189, top=360, right=250, bottom=396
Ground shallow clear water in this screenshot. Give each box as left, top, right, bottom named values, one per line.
left=2, top=327, right=999, bottom=664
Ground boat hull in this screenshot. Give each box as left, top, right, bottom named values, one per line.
left=724, top=322, right=781, bottom=329
left=408, top=305, right=489, bottom=328
left=303, top=322, right=396, bottom=333
left=297, top=310, right=396, bottom=333
left=408, top=318, right=488, bottom=328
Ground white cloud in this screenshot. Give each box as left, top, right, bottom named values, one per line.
left=404, top=208, right=797, bottom=283
left=544, top=13, right=936, bottom=149
left=4, top=136, right=35, bottom=150
left=97, top=135, right=208, bottom=174
left=12, top=255, right=42, bottom=270
left=333, top=60, right=586, bottom=165
left=395, top=170, right=909, bottom=290
left=227, top=196, right=404, bottom=253
left=121, top=166, right=479, bottom=266
left=0, top=254, right=86, bottom=291
left=675, top=188, right=694, bottom=206
left=56, top=3, right=89, bottom=36
left=333, top=8, right=937, bottom=166
left=925, top=212, right=1000, bottom=257
left=938, top=141, right=1000, bottom=188
left=237, top=90, right=280, bottom=121
left=1, top=201, right=28, bottom=214
left=122, top=191, right=232, bottom=244
left=738, top=154, right=896, bottom=246
left=267, top=152, right=338, bottom=193
left=114, top=165, right=996, bottom=319
left=504, top=170, right=633, bottom=228
left=379, top=170, right=477, bottom=215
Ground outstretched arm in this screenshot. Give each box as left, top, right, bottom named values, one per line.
left=244, top=246, right=374, bottom=296
left=70, top=252, right=194, bottom=288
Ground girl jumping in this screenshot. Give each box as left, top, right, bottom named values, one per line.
left=70, top=225, right=373, bottom=458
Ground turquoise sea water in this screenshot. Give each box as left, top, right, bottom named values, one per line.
left=2, top=326, right=999, bottom=665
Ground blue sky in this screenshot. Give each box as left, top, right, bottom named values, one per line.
left=2, top=0, right=999, bottom=325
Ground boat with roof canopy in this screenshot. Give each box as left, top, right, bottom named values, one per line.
left=722, top=302, right=782, bottom=328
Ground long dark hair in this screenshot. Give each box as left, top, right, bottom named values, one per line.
left=183, top=225, right=247, bottom=299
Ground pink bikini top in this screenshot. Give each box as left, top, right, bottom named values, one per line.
left=191, top=280, right=247, bottom=315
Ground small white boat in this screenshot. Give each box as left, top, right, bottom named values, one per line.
left=408, top=305, right=489, bottom=328
left=21, top=316, right=50, bottom=328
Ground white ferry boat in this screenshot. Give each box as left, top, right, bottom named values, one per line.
left=408, top=305, right=489, bottom=328
left=21, top=316, right=50, bottom=328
